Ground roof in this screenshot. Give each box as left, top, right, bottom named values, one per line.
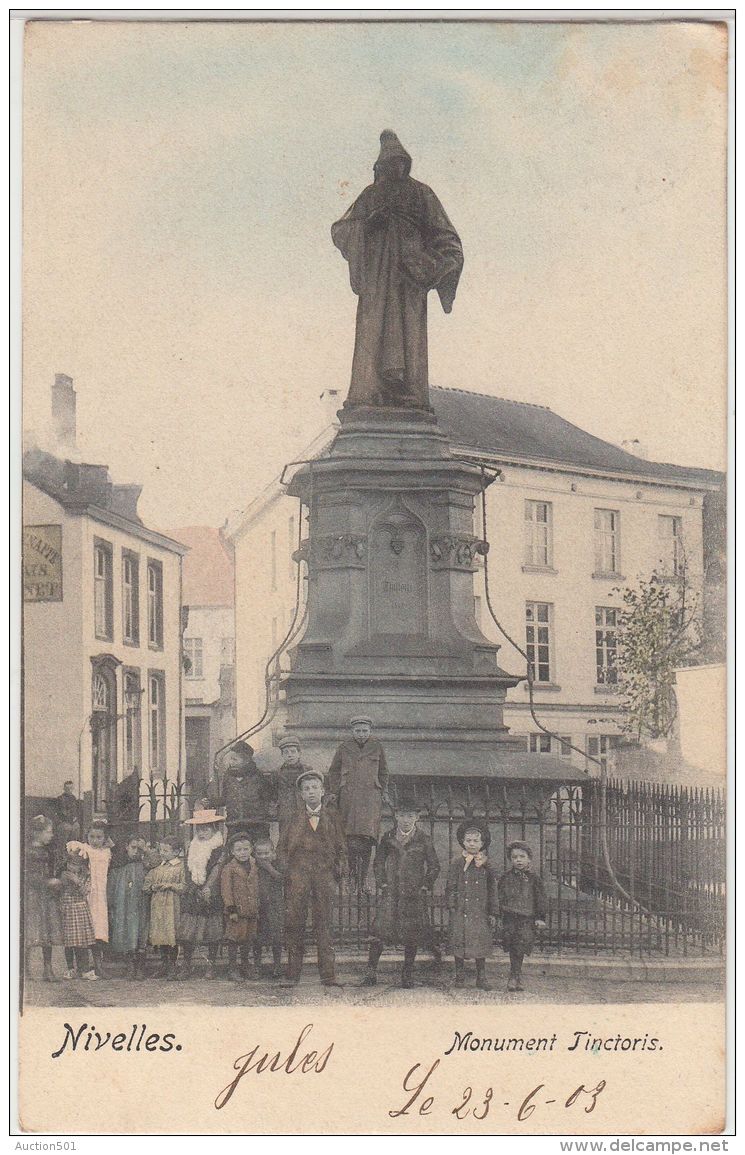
left=23, top=448, right=187, bottom=556
left=169, top=526, right=234, bottom=607
left=431, top=387, right=723, bottom=490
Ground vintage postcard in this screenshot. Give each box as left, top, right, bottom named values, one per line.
left=16, top=13, right=730, bottom=1137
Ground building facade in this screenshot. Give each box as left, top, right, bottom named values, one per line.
left=22, top=378, right=186, bottom=815
left=226, top=387, right=724, bottom=779
left=169, top=526, right=236, bottom=793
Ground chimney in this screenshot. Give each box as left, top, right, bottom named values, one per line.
left=319, top=388, right=342, bottom=427
left=51, top=373, right=77, bottom=454
left=621, top=437, right=648, bottom=460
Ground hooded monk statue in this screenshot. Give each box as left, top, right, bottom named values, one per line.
left=331, top=131, right=464, bottom=411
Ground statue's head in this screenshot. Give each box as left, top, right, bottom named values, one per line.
left=374, top=130, right=411, bottom=182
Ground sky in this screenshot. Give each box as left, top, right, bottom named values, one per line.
left=22, top=18, right=728, bottom=530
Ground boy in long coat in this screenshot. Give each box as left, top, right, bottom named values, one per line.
left=361, top=794, right=440, bottom=988
left=446, top=819, right=498, bottom=991
left=277, top=770, right=347, bottom=987
left=327, top=716, right=389, bottom=891
left=220, top=832, right=259, bottom=980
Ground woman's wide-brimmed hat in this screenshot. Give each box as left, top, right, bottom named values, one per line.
left=505, top=839, right=533, bottom=858
left=184, top=808, right=226, bottom=826
left=456, top=818, right=491, bottom=851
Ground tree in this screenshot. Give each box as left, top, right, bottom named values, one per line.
left=614, top=558, right=702, bottom=741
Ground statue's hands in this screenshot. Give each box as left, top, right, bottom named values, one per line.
left=365, top=206, right=389, bottom=233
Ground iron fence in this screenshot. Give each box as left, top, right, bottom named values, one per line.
left=102, top=772, right=725, bottom=958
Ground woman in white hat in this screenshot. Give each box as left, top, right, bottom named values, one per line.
left=175, top=809, right=227, bottom=982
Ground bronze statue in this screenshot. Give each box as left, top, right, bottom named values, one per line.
left=331, top=131, right=463, bottom=411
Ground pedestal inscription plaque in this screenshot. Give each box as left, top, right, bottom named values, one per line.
left=369, top=501, right=427, bottom=636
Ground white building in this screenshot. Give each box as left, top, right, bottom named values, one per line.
left=169, top=526, right=236, bottom=793
left=226, top=386, right=724, bottom=779
left=22, top=375, right=186, bottom=815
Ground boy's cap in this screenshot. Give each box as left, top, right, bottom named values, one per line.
left=393, top=790, right=422, bottom=814
left=278, top=736, right=301, bottom=751
left=295, top=769, right=324, bottom=789
left=506, top=840, right=533, bottom=858
left=349, top=715, right=373, bottom=727
left=227, top=830, right=254, bottom=848
left=456, top=818, right=491, bottom=851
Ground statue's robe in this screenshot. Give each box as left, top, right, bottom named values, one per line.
left=332, top=176, right=463, bottom=410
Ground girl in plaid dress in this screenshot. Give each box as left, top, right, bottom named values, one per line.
left=59, top=850, right=97, bottom=980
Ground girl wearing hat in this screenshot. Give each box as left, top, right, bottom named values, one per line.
left=497, top=841, right=548, bottom=992
left=176, top=809, right=227, bottom=981
left=446, top=820, right=499, bottom=991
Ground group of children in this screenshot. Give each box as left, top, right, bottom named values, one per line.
left=25, top=768, right=547, bottom=992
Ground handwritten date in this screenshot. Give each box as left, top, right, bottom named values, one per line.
left=389, top=1059, right=606, bottom=1123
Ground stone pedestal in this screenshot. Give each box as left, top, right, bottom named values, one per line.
left=283, top=406, right=524, bottom=774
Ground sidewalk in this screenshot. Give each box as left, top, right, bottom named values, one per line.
left=23, top=952, right=724, bottom=1008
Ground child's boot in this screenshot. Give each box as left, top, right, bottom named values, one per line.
left=134, top=953, right=147, bottom=981
left=475, top=959, right=491, bottom=991
left=454, top=957, right=466, bottom=988
left=42, top=961, right=58, bottom=983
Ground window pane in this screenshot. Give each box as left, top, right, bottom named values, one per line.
left=524, top=501, right=552, bottom=567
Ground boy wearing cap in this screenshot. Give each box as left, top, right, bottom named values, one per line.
left=361, top=793, right=440, bottom=989
left=497, top=841, right=548, bottom=992
left=213, top=741, right=277, bottom=841
left=276, top=736, right=314, bottom=833
left=328, top=716, right=389, bottom=891
left=277, top=770, right=347, bottom=987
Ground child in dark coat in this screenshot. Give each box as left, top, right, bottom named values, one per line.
left=24, top=815, right=62, bottom=981
left=107, top=837, right=148, bottom=979
left=497, top=841, right=547, bottom=991
left=361, top=795, right=440, bottom=989
left=252, top=837, right=284, bottom=978
left=220, top=832, right=259, bottom=981
left=446, top=819, right=498, bottom=991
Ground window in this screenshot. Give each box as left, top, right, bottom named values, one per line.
left=595, top=607, right=619, bottom=686
left=271, top=530, right=277, bottom=591
left=658, top=515, right=683, bottom=576
left=586, top=734, right=618, bottom=774
left=559, top=736, right=572, bottom=758
left=123, top=670, right=142, bottom=774
left=288, top=515, right=296, bottom=581
left=184, top=637, right=203, bottom=679
left=524, top=500, right=553, bottom=568
left=122, top=550, right=140, bottom=644
left=525, top=601, right=553, bottom=683
left=93, top=539, right=113, bottom=640
left=148, top=673, right=165, bottom=773
left=147, top=560, right=163, bottom=648
left=528, top=733, right=552, bottom=754
left=594, top=509, right=620, bottom=575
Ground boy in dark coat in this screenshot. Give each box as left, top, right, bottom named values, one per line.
left=212, top=741, right=277, bottom=840
left=497, top=841, right=547, bottom=992
left=220, top=832, right=259, bottom=981
left=275, top=737, right=314, bottom=833
left=327, top=716, right=389, bottom=891
left=446, top=819, right=498, bottom=991
left=361, top=794, right=440, bottom=989
left=252, top=837, right=285, bottom=978
left=277, top=770, right=347, bottom=987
